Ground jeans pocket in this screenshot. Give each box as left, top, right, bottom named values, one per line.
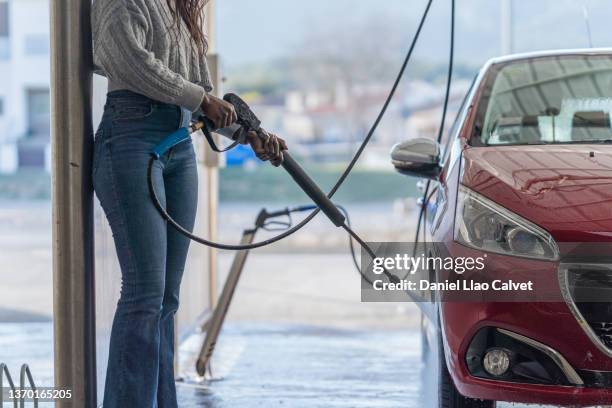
left=112, top=102, right=155, bottom=123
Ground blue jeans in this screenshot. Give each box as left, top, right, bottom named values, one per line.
left=92, top=90, right=198, bottom=408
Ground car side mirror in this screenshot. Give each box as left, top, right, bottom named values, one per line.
left=390, top=138, right=441, bottom=180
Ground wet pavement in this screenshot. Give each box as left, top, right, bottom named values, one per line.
left=177, top=323, right=421, bottom=407
left=1, top=322, right=423, bottom=407
left=0, top=322, right=570, bottom=408
left=177, top=323, right=565, bottom=408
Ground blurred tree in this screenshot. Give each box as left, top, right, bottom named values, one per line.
left=287, top=14, right=412, bottom=144
left=290, top=14, right=408, bottom=90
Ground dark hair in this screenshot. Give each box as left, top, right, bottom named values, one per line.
left=165, top=0, right=209, bottom=57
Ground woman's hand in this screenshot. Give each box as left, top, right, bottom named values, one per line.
left=200, top=94, right=237, bottom=129
left=245, top=129, right=288, bottom=167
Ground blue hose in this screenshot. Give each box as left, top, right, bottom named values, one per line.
left=150, top=127, right=191, bottom=159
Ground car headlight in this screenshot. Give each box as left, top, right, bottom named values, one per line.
left=454, top=185, right=559, bottom=261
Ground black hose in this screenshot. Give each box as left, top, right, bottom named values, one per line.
left=342, top=224, right=400, bottom=284
left=337, top=206, right=361, bottom=275
left=413, top=0, right=455, bottom=250
left=148, top=0, right=435, bottom=251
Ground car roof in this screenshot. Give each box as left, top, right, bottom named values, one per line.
left=485, top=48, right=612, bottom=66
left=473, top=48, right=612, bottom=85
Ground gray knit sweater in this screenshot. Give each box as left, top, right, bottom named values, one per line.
left=92, top=0, right=213, bottom=112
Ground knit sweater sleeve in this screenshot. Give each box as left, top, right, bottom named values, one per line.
left=93, top=1, right=206, bottom=111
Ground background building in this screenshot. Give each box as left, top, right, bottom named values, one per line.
left=0, top=0, right=50, bottom=174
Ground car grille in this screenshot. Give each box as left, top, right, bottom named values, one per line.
left=591, top=321, right=612, bottom=349
left=559, top=264, right=612, bottom=355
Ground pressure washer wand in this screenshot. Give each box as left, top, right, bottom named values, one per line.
left=149, top=93, right=399, bottom=284
left=279, top=154, right=346, bottom=227
left=207, top=94, right=397, bottom=283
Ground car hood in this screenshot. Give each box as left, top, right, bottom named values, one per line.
left=461, top=144, right=612, bottom=241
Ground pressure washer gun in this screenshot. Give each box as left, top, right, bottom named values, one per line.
left=151, top=93, right=346, bottom=228
left=150, top=93, right=400, bottom=286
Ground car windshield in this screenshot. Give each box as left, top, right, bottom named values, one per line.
left=475, top=54, right=612, bottom=146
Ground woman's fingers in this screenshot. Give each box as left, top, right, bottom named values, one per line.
left=230, top=106, right=238, bottom=124
left=260, top=130, right=284, bottom=164
left=278, top=137, right=288, bottom=151
left=245, top=129, right=287, bottom=165
left=264, top=131, right=278, bottom=153
left=266, top=136, right=277, bottom=157
left=201, top=94, right=238, bottom=129
left=247, top=131, right=267, bottom=160
left=221, top=107, right=230, bottom=128
left=211, top=110, right=223, bottom=129
left=221, top=100, right=236, bottom=128
left=267, top=132, right=284, bottom=164
left=270, top=145, right=284, bottom=167
left=224, top=109, right=233, bottom=128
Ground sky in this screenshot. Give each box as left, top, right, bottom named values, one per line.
left=215, top=0, right=612, bottom=69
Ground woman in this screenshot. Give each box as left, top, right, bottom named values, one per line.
left=92, top=0, right=285, bottom=406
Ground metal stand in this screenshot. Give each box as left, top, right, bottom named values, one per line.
left=195, top=207, right=311, bottom=376
left=196, top=228, right=256, bottom=376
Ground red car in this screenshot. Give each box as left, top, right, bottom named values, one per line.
left=391, top=49, right=612, bottom=407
